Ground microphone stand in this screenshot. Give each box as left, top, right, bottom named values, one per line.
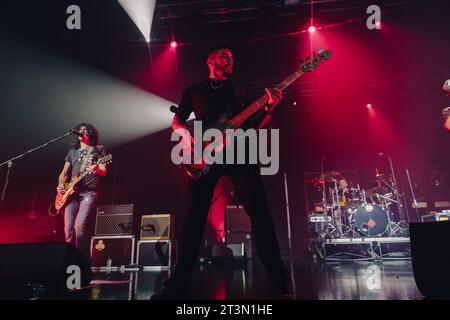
left=0, top=130, right=73, bottom=215
left=320, top=157, right=328, bottom=238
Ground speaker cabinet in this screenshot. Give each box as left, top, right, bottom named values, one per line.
left=0, top=243, right=92, bottom=297
left=225, top=205, right=251, bottom=233
left=90, top=235, right=135, bottom=269
left=410, top=221, right=450, bottom=298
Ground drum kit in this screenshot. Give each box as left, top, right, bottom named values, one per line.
left=310, top=170, right=409, bottom=239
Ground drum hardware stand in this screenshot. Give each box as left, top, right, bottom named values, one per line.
left=405, top=168, right=421, bottom=222
left=283, top=172, right=294, bottom=256
left=322, top=218, right=339, bottom=239
left=342, top=224, right=359, bottom=238
left=319, top=157, right=334, bottom=239
left=378, top=154, right=409, bottom=236
left=385, top=154, right=409, bottom=225
left=330, top=180, right=344, bottom=237
left=319, top=157, right=342, bottom=239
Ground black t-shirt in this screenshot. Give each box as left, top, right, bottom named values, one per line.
left=65, top=145, right=106, bottom=192
left=175, top=79, right=266, bottom=129
left=174, top=79, right=268, bottom=167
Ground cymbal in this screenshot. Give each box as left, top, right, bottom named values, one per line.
left=375, top=173, right=393, bottom=181
left=367, top=187, right=389, bottom=196
left=304, top=178, right=324, bottom=185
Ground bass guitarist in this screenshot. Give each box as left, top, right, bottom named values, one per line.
left=152, top=47, right=290, bottom=299
left=57, top=123, right=107, bottom=262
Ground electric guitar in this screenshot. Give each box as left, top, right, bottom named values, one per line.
left=49, top=154, right=112, bottom=216
left=178, top=49, right=332, bottom=180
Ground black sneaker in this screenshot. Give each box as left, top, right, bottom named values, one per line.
left=268, top=273, right=294, bottom=300
left=150, top=281, right=193, bottom=300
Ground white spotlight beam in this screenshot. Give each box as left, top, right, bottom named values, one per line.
left=0, top=36, right=174, bottom=153
left=117, top=0, right=156, bottom=43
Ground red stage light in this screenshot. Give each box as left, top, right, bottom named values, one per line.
left=308, top=26, right=316, bottom=34
left=367, top=103, right=372, bottom=109
left=376, top=21, right=381, bottom=29
left=170, top=41, right=178, bottom=48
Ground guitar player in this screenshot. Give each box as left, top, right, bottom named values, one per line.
left=57, top=123, right=107, bottom=262
left=152, top=47, right=291, bottom=299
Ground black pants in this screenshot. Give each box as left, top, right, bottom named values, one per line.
left=170, top=164, right=285, bottom=283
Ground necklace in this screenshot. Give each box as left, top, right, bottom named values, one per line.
left=210, top=80, right=224, bottom=90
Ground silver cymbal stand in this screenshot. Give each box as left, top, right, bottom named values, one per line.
left=406, top=168, right=421, bottom=222
left=330, top=178, right=344, bottom=237
left=320, top=158, right=338, bottom=239
left=379, top=153, right=408, bottom=236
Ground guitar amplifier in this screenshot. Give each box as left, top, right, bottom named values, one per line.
left=140, top=214, right=172, bottom=240
left=225, top=205, right=253, bottom=259
left=225, top=205, right=251, bottom=233
left=90, top=235, right=135, bottom=269
left=211, top=243, right=246, bottom=263
left=95, top=204, right=135, bottom=236
left=226, top=232, right=253, bottom=258
left=421, top=211, right=450, bottom=222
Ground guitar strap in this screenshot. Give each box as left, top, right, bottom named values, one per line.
left=78, top=146, right=94, bottom=175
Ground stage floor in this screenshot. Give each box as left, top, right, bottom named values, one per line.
left=84, top=258, right=422, bottom=300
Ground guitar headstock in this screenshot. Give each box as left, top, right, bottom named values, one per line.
left=98, top=154, right=113, bottom=165
left=443, top=107, right=450, bottom=118
left=299, top=49, right=332, bottom=72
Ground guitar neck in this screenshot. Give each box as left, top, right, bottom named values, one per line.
left=228, top=69, right=303, bottom=129
left=70, top=170, right=90, bottom=188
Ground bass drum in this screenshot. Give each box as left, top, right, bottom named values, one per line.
left=353, top=203, right=389, bottom=236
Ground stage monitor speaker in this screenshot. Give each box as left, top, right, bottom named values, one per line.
left=410, top=222, right=450, bottom=298
left=0, top=243, right=92, bottom=298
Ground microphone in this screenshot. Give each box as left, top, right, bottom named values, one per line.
left=170, top=105, right=180, bottom=115
left=69, top=129, right=83, bottom=136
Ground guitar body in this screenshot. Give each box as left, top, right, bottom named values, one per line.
left=180, top=118, right=231, bottom=180
left=55, top=181, right=76, bottom=210
left=49, top=154, right=113, bottom=216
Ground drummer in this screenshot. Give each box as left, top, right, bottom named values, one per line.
left=332, top=177, right=358, bottom=232
left=338, top=177, right=352, bottom=207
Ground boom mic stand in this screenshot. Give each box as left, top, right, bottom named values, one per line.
left=405, top=168, right=421, bottom=222
left=0, top=130, right=74, bottom=216
left=379, top=153, right=408, bottom=236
